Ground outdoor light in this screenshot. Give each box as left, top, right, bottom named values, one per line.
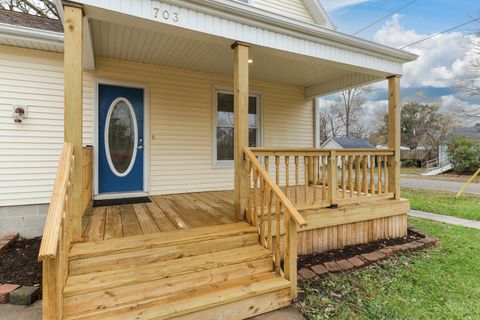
left=12, top=105, right=27, bottom=123
left=248, top=59, right=254, bottom=64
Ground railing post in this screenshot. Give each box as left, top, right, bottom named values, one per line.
left=387, top=75, right=401, bottom=200
left=232, top=41, right=250, bottom=221
left=285, top=217, right=298, bottom=299
left=328, top=150, right=338, bottom=207
left=64, top=4, right=84, bottom=241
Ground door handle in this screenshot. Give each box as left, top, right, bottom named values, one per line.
left=137, top=145, right=143, bottom=150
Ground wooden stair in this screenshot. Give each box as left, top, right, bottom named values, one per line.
left=63, top=222, right=292, bottom=320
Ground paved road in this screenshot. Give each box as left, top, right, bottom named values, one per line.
left=400, top=177, right=480, bottom=195
left=410, top=210, right=480, bottom=229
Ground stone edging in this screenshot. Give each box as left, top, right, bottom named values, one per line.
left=298, top=230, right=438, bottom=280
left=0, top=233, right=41, bottom=305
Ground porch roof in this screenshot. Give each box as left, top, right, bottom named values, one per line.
left=55, top=0, right=417, bottom=98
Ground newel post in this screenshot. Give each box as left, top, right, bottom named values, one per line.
left=232, top=41, right=250, bottom=221
left=64, top=3, right=84, bottom=241
left=387, top=75, right=401, bottom=199
left=328, top=150, right=338, bottom=207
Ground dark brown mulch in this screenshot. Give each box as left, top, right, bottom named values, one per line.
left=298, top=228, right=424, bottom=269
left=0, top=237, right=42, bottom=286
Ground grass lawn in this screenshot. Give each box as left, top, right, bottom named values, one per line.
left=297, top=218, right=480, bottom=319
left=401, top=187, right=480, bottom=221
left=400, top=167, right=424, bottom=175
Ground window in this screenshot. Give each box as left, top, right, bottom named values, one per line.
left=214, top=91, right=261, bottom=163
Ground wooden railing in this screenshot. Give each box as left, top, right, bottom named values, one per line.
left=244, top=147, right=306, bottom=299
left=81, top=146, right=93, bottom=215
left=38, top=143, right=74, bottom=319
left=250, top=148, right=396, bottom=209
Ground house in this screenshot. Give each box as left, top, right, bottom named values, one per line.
left=321, top=137, right=375, bottom=149
left=0, top=1, right=416, bottom=319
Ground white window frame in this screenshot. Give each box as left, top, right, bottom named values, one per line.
left=212, top=89, right=263, bottom=167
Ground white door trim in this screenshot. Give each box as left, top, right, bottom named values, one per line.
left=93, top=79, right=150, bottom=199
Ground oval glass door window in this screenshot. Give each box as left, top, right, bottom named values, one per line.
left=105, top=98, right=138, bottom=177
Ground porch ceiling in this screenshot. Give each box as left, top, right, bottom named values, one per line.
left=89, top=19, right=384, bottom=98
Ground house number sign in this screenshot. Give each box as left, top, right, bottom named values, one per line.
left=152, top=2, right=179, bottom=23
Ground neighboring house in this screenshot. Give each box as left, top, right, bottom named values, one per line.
left=438, top=126, right=480, bottom=166
left=0, top=1, right=416, bottom=319
left=321, top=137, right=375, bottom=149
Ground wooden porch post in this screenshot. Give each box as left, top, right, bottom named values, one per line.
left=232, top=41, right=250, bottom=221
left=387, top=75, right=401, bottom=199
left=64, top=4, right=84, bottom=241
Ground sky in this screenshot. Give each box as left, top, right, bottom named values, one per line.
left=319, top=0, right=480, bottom=127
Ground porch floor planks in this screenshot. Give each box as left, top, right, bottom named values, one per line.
left=82, top=191, right=237, bottom=242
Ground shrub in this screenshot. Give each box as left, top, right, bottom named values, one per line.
left=401, top=160, right=416, bottom=167
left=447, top=136, right=480, bottom=173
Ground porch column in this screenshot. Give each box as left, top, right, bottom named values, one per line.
left=387, top=75, right=401, bottom=199
left=64, top=4, right=84, bottom=241
left=232, top=41, right=250, bottom=221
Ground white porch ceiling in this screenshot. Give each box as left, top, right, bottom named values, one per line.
left=90, top=19, right=380, bottom=96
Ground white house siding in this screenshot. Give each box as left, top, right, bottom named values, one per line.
left=91, top=57, right=314, bottom=195
left=253, top=0, right=316, bottom=24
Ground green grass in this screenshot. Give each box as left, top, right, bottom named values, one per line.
left=401, top=187, right=480, bottom=221
left=400, top=167, right=424, bottom=175
left=297, top=218, right=480, bottom=320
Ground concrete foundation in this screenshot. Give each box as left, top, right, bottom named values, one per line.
left=0, top=204, right=49, bottom=238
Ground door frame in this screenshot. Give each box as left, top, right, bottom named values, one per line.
left=93, top=79, right=150, bottom=199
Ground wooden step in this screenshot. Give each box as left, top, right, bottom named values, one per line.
left=64, top=258, right=273, bottom=317
left=64, top=245, right=272, bottom=297
left=64, top=272, right=290, bottom=320
left=70, top=222, right=256, bottom=260
left=69, top=233, right=258, bottom=275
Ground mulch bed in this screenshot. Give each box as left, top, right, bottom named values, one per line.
left=298, top=228, right=425, bottom=269
left=0, top=237, right=42, bottom=287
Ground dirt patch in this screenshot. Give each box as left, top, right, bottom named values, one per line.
left=298, top=229, right=424, bottom=269
left=0, top=237, right=42, bottom=287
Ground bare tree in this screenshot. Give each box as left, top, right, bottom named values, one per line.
left=335, top=88, right=368, bottom=138
left=318, top=102, right=343, bottom=142
left=0, top=0, right=59, bottom=19
left=457, top=32, right=480, bottom=119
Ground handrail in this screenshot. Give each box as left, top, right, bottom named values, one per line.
left=251, top=147, right=395, bottom=156
left=245, top=147, right=306, bottom=227
left=39, top=142, right=74, bottom=261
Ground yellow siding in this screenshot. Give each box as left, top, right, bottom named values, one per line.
left=91, top=57, right=314, bottom=196
left=0, top=45, right=93, bottom=206
left=0, top=46, right=313, bottom=205
left=253, top=0, right=316, bottom=24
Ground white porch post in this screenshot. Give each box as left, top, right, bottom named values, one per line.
left=388, top=75, right=401, bottom=199
left=64, top=3, right=84, bottom=241
left=232, top=41, right=250, bottom=221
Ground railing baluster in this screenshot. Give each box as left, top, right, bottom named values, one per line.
left=341, top=155, right=346, bottom=199
left=355, top=156, right=360, bottom=197
left=275, top=199, right=281, bottom=272
left=370, top=155, right=375, bottom=195
left=378, top=155, right=382, bottom=194
left=265, top=156, right=270, bottom=175
left=313, top=156, right=318, bottom=203
left=253, top=169, right=259, bottom=228
left=362, top=155, right=368, bottom=196
left=246, top=158, right=252, bottom=224
left=304, top=156, right=308, bottom=204
left=275, top=156, right=280, bottom=186
left=384, top=155, right=389, bottom=194
left=260, top=177, right=265, bottom=245
left=322, top=156, right=327, bottom=201
left=348, top=156, right=354, bottom=199
left=267, top=187, right=273, bottom=250
left=285, top=156, right=290, bottom=200
left=295, top=156, right=299, bottom=204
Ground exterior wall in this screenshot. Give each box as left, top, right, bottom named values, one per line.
left=0, top=46, right=313, bottom=236
left=253, top=0, right=316, bottom=24
left=0, top=204, right=49, bottom=238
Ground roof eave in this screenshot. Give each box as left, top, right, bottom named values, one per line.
left=0, top=22, right=64, bottom=45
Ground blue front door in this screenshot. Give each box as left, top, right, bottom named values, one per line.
left=98, top=84, right=144, bottom=194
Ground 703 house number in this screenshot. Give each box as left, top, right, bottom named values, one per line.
left=153, top=7, right=179, bottom=23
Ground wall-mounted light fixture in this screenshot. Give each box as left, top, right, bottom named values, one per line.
left=12, top=105, right=27, bottom=123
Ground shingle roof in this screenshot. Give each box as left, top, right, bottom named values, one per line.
left=331, top=137, right=375, bottom=149
left=0, top=9, right=63, bottom=33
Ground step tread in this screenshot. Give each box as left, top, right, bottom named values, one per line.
left=64, top=258, right=273, bottom=317
left=64, top=245, right=272, bottom=297
left=69, top=233, right=259, bottom=276
left=65, top=272, right=290, bottom=320
left=70, top=222, right=256, bottom=260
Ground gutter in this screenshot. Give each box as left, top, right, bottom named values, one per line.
left=0, top=22, right=64, bottom=46
left=186, top=0, right=418, bottom=63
